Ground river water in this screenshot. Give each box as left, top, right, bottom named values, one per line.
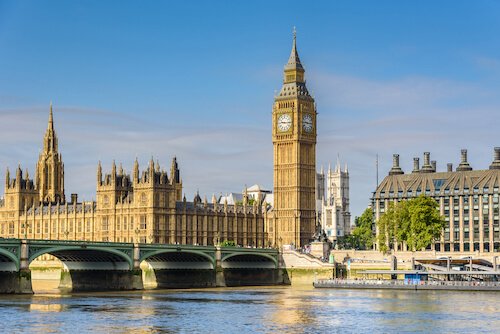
left=0, top=280, right=498, bottom=333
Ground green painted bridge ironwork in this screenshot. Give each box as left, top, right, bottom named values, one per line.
left=0, top=238, right=282, bottom=293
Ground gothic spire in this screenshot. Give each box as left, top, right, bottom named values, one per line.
left=285, top=27, right=304, bottom=71
left=48, top=101, right=54, bottom=131
left=43, top=102, right=58, bottom=153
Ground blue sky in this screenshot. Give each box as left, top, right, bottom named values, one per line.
left=1, top=1, right=500, bottom=217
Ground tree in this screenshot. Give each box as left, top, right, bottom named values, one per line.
left=377, top=195, right=445, bottom=253
left=335, top=208, right=374, bottom=250
left=350, top=208, right=375, bottom=250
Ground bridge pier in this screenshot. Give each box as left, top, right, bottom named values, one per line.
left=215, top=246, right=226, bottom=287
left=0, top=240, right=34, bottom=294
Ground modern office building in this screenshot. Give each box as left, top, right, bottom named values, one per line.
left=373, top=150, right=500, bottom=253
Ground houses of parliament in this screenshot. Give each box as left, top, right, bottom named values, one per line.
left=0, top=33, right=317, bottom=248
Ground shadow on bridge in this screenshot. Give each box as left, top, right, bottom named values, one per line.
left=141, top=250, right=215, bottom=288
left=219, top=253, right=280, bottom=287
left=29, top=243, right=140, bottom=292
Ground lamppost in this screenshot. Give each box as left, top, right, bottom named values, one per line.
left=21, top=222, right=30, bottom=239
left=134, top=228, right=140, bottom=243
left=64, top=230, right=69, bottom=241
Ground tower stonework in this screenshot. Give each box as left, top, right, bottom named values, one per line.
left=36, top=103, right=65, bottom=204
left=272, top=32, right=317, bottom=247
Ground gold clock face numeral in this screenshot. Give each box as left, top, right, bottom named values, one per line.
left=302, top=114, right=313, bottom=133
left=277, top=114, right=292, bottom=132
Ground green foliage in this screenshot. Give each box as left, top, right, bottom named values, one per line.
left=377, top=195, right=446, bottom=253
left=336, top=208, right=374, bottom=250
left=220, top=240, right=236, bottom=247
left=351, top=208, right=375, bottom=250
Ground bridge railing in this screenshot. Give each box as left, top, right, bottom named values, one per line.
left=315, top=278, right=500, bottom=288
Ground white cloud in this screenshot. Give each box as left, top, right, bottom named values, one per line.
left=2, top=70, right=500, bottom=218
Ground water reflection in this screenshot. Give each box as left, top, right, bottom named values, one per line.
left=0, top=285, right=497, bottom=333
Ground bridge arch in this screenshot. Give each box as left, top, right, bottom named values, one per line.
left=221, top=253, right=278, bottom=268
left=0, top=248, right=19, bottom=271
left=140, top=249, right=216, bottom=288
left=140, top=249, right=215, bottom=269
left=29, top=246, right=134, bottom=270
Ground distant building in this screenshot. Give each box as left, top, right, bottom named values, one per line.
left=219, top=185, right=273, bottom=207
left=373, top=150, right=500, bottom=253
left=316, top=159, right=351, bottom=241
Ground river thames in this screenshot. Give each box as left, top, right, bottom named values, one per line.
left=0, top=281, right=498, bottom=334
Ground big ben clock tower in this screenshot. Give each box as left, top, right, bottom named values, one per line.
left=272, top=30, right=317, bottom=247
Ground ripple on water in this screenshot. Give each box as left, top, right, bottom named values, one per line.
left=0, top=287, right=497, bottom=333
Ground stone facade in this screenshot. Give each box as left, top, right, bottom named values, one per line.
left=270, top=31, right=317, bottom=248
left=0, top=106, right=268, bottom=247
left=373, top=150, right=500, bottom=253
left=317, top=160, right=351, bottom=241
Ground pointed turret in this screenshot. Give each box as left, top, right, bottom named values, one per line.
left=148, top=156, right=155, bottom=183
left=97, top=161, right=102, bottom=184
left=37, top=103, right=65, bottom=203
left=155, top=160, right=160, bottom=173
left=111, top=160, right=117, bottom=183
left=284, top=27, right=304, bottom=73
left=16, top=164, right=22, bottom=180
left=170, top=156, right=180, bottom=184
left=5, top=167, right=10, bottom=188
left=44, top=102, right=58, bottom=153
left=194, top=190, right=202, bottom=204
left=48, top=101, right=54, bottom=130
left=133, top=158, right=139, bottom=183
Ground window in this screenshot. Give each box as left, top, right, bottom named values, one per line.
left=433, top=179, right=445, bottom=190
left=102, top=217, right=108, bottom=231
left=140, top=215, right=147, bottom=229
left=123, top=217, right=128, bottom=230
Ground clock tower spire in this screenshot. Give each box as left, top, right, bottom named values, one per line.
left=271, top=30, right=317, bottom=247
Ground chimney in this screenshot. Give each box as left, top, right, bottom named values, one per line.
left=412, top=157, right=420, bottom=173
left=456, top=149, right=473, bottom=171
left=431, top=160, right=436, bottom=172
left=421, top=152, right=434, bottom=173
left=489, top=147, right=500, bottom=170
left=389, top=154, right=404, bottom=175
left=447, top=163, right=453, bottom=172
left=71, top=193, right=78, bottom=204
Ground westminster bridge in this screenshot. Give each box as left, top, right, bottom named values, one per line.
left=0, top=239, right=282, bottom=293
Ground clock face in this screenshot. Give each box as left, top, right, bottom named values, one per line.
left=302, top=114, right=313, bottom=133
left=277, top=114, right=292, bottom=132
